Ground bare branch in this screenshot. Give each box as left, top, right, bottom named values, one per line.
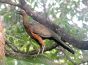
left=6, top=40, right=58, bottom=55
left=5, top=41, right=20, bottom=52
left=0, top=0, right=19, bottom=7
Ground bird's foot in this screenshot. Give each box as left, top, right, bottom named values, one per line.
left=41, top=45, right=45, bottom=54
left=37, top=48, right=41, bottom=55
left=37, top=45, right=45, bottom=55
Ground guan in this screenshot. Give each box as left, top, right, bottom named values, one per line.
left=18, top=10, right=74, bottom=54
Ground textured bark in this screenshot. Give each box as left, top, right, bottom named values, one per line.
left=0, top=16, right=5, bottom=65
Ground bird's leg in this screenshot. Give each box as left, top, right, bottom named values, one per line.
left=37, top=45, right=45, bottom=55
left=31, top=32, right=45, bottom=54
left=41, top=45, right=45, bottom=54
left=37, top=47, right=41, bottom=55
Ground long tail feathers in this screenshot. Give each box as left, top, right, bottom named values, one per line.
left=53, top=34, right=75, bottom=54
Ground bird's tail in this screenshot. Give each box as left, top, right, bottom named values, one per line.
left=53, top=33, right=74, bottom=54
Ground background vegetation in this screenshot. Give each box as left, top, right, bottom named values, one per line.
left=0, top=0, right=88, bottom=65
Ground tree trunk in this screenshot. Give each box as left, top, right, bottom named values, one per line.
left=0, top=16, right=5, bottom=65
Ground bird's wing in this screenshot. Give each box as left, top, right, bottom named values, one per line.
left=30, top=22, right=52, bottom=37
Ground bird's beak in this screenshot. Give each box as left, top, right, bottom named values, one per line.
left=16, top=11, right=22, bottom=15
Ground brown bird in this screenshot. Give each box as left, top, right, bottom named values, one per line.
left=18, top=10, right=74, bottom=54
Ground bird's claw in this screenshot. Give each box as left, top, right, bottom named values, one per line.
left=41, top=45, right=45, bottom=54
left=37, top=45, right=45, bottom=55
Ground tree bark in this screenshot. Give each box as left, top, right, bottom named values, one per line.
left=0, top=16, right=5, bottom=65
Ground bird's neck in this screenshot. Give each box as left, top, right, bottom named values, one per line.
left=22, top=15, right=30, bottom=27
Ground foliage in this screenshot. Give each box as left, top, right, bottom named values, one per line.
left=0, top=0, right=88, bottom=65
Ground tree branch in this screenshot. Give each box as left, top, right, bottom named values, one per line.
left=0, top=0, right=19, bottom=7
left=5, top=40, right=58, bottom=55
left=5, top=41, right=20, bottom=52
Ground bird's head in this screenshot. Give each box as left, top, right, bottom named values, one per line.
left=17, top=10, right=27, bottom=16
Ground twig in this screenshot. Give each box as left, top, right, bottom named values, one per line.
left=0, top=0, right=19, bottom=7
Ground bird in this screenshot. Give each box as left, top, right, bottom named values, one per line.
left=17, top=10, right=74, bottom=54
